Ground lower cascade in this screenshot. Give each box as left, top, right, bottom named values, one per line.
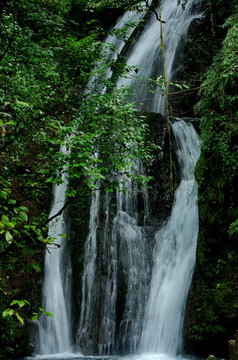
left=35, top=119, right=201, bottom=358
left=140, top=120, right=200, bottom=355
left=75, top=120, right=200, bottom=356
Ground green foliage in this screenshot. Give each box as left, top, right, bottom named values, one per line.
left=0, top=0, right=151, bottom=356
left=202, top=0, right=237, bottom=23
left=2, top=299, right=30, bottom=325
left=0, top=179, right=48, bottom=251
left=195, top=12, right=238, bottom=115
left=195, top=11, right=238, bottom=229
left=85, top=0, right=141, bottom=10
left=32, top=307, right=53, bottom=321
left=229, top=219, right=238, bottom=238
left=191, top=11, right=238, bottom=351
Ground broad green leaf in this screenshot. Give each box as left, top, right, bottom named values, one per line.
left=0, top=190, right=7, bottom=200
left=11, top=299, right=29, bottom=307
left=2, top=215, right=9, bottom=223
left=31, top=262, right=41, bottom=272
left=7, top=222, right=15, bottom=229
left=19, top=212, right=28, bottom=222
left=43, top=311, right=53, bottom=317
left=15, top=312, right=24, bottom=325
left=16, top=100, right=30, bottom=107
left=5, top=231, right=13, bottom=243
left=5, top=120, right=14, bottom=125
left=9, top=199, right=16, bottom=204
left=58, top=233, right=65, bottom=238
left=18, top=206, right=29, bottom=212
left=2, top=309, right=14, bottom=317
left=10, top=300, right=19, bottom=306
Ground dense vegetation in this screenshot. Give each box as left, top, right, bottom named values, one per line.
left=0, top=0, right=150, bottom=357
left=0, top=0, right=237, bottom=358
left=187, top=0, right=238, bottom=354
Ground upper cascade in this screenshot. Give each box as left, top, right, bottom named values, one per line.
left=117, top=0, right=201, bottom=114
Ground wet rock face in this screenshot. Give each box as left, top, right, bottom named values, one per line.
left=142, top=114, right=201, bottom=223
left=141, top=112, right=175, bottom=227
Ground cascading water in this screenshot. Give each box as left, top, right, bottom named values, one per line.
left=87, top=9, right=146, bottom=94
left=37, top=146, right=72, bottom=355
left=76, top=8, right=151, bottom=355
left=77, top=0, right=201, bottom=356
left=77, top=160, right=151, bottom=355
left=140, top=120, right=200, bottom=355
left=111, top=161, right=150, bottom=354
left=35, top=0, right=202, bottom=358
left=117, top=0, right=201, bottom=113
left=76, top=186, right=100, bottom=353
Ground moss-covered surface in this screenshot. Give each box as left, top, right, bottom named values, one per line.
left=182, top=1, right=238, bottom=356
left=185, top=119, right=238, bottom=356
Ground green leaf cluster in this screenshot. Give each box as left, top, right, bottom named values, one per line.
left=195, top=10, right=238, bottom=231
left=85, top=0, right=142, bottom=11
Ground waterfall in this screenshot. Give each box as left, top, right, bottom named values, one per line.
left=140, top=120, right=200, bottom=355
left=117, top=0, right=201, bottom=113
left=35, top=0, right=202, bottom=357
left=75, top=12, right=144, bottom=345
left=76, top=0, right=201, bottom=356
left=76, top=186, right=100, bottom=353
left=37, top=146, right=72, bottom=355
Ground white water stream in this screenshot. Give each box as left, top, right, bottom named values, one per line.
left=117, top=0, right=201, bottom=113
left=108, top=161, right=150, bottom=354
left=77, top=160, right=151, bottom=355
left=140, top=120, right=200, bottom=355
left=76, top=186, right=100, bottom=352
left=37, top=146, right=72, bottom=355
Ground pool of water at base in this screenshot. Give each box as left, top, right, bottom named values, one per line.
left=23, top=353, right=207, bottom=360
